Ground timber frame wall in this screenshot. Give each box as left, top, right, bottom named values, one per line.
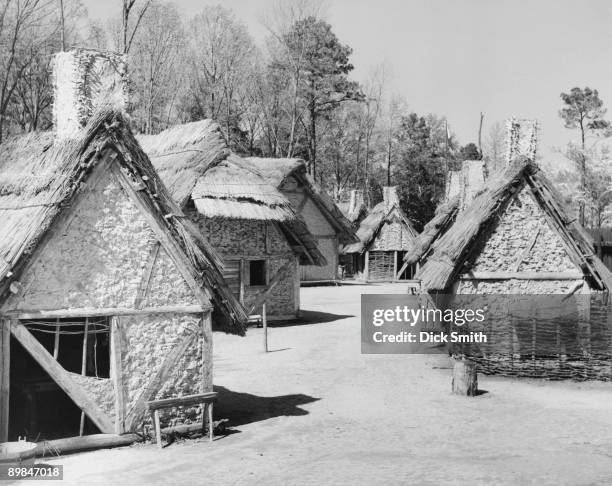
left=0, top=308, right=212, bottom=442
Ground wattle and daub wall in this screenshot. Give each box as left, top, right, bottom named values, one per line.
left=3, top=161, right=212, bottom=432
left=456, top=183, right=583, bottom=294
left=192, top=214, right=299, bottom=317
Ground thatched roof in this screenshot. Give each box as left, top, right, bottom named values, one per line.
left=244, top=157, right=358, bottom=245
left=402, top=196, right=460, bottom=266
left=415, top=157, right=612, bottom=292
left=0, top=111, right=247, bottom=334
left=139, top=123, right=325, bottom=266
left=342, top=195, right=418, bottom=254
left=338, top=190, right=367, bottom=225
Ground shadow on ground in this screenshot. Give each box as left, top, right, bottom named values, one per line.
left=214, top=386, right=320, bottom=427
left=268, top=310, right=354, bottom=328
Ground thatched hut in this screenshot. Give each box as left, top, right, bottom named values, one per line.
left=415, top=157, right=612, bottom=294
left=139, top=127, right=325, bottom=320
left=242, top=158, right=357, bottom=283
left=341, top=187, right=418, bottom=282
left=0, top=49, right=246, bottom=443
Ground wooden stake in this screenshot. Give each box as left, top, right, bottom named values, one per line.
left=452, top=359, right=478, bottom=396
left=262, top=303, right=268, bottom=353
left=80, top=318, right=89, bottom=436
left=53, top=318, right=60, bottom=360
left=0, top=319, right=10, bottom=442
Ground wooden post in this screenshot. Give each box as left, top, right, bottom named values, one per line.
left=262, top=303, right=268, bottom=353
left=452, top=359, right=478, bottom=396
left=239, top=259, right=245, bottom=304
left=110, top=317, right=126, bottom=434
left=364, top=251, right=370, bottom=282
left=154, top=410, right=162, bottom=449
left=207, top=402, right=213, bottom=442
left=53, top=318, right=60, bottom=360
left=79, top=318, right=89, bottom=436
left=393, top=251, right=398, bottom=281
left=0, top=319, right=10, bottom=442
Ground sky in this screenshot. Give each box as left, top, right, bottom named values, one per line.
left=82, top=0, right=612, bottom=167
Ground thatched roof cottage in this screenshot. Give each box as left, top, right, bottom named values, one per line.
left=139, top=127, right=325, bottom=320
left=0, top=50, right=246, bottom=443
left=243, top=158, right=357, bottom=283
left=415, top=156, right=612, bottom=294
left=341, top=187, right=418, bottom=282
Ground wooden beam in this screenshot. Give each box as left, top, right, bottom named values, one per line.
left=134, top=242, right=160, bottom=309
left=147, top=392, right=217, bottom=410
left=460, top=271, right=584, bottom=281
left=4, top=304, right=210, bottom=320
left=110, top=317, right=126, bottom=434
left=511, top=227, right=540, bottom=272
left=0, top=319, right=9, bottom=442
left=79, top=318, right=89, bottom=436
left=10, top=321, right=114, bottom=434
left=239, top=259, right=245, bottom=304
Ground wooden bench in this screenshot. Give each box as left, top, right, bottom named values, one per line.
left=146, top=392, right=217, bottom=449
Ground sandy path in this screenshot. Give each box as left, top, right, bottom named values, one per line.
left=30, top=283, right=612, bottom=485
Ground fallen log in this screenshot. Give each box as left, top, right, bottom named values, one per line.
left=33, top=433, right=141, bottom=458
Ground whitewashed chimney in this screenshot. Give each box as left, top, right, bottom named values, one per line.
left=460, top=160, right=486, bottom=209
left=52, top=48, right=129, bottom=139
left=444, top=170, right=461, bottom=202
left=505, top=118, right=537, bottom=166
left=382, top=186, right=400, bottom=211
left=348, top=190, right=364, bottom=214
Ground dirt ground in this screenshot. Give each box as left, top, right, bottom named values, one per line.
left=29, top=283, right=612, bottom=485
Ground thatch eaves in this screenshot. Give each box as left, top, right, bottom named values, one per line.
left=415, top=157, right=612, bottom=292
left=244, top=157, right=358, bottom=245
left=402, top=196, right=460, bottom=267
left=139, top=123, right=326, bottom=266
left=0, top=111, right=247, bottom=334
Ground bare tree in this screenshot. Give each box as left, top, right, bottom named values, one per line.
left=121, top=0, right=151, bottom=54
left=129, top=0, right=183, bottom=134
left=183, top=6, right=255, bottom=145
left=0, top=0, right=58, bottom=141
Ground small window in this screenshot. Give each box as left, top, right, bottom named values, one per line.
left=249, top=260, right=267, bottom=286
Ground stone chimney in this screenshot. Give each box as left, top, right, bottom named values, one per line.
left=505, top=118, right=537, bottom=166
left=444, top=170, right=461, bottom=202
left=383, top=186, right=399, bottom=211
left=52, top=48, right=129, bottom=139
left=348, top=190, right=364, bottom=215
left=460, top=160, right=485, bottom=209
left=445, top=161, right=485, bottom=210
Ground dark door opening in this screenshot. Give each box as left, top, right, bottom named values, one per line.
left=8, top=318, right=109, bottom=441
